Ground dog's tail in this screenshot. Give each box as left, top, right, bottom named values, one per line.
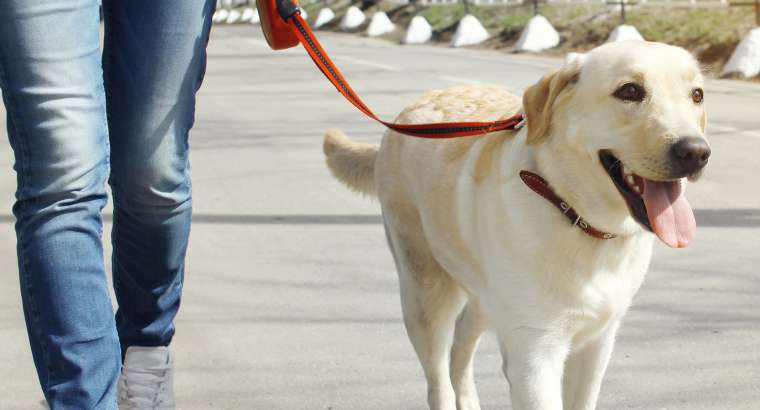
left=323, top=129, right=378, bottom=196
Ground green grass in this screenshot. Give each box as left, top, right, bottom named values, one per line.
left=417, top=3, right=754, bottom=71
left=296, top=1, right=756, bottom=74
left=300, top=1, right=754, bottom=46
left=418, top=4, right=606, bottom=34
left=561, top=7, right=755, bottom=69
left=626, top=8, right=752, bottom=46
left=417, top=4, right=752, bottom=42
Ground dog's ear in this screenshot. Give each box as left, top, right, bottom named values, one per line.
left=523, top=54, right=585, bottom=145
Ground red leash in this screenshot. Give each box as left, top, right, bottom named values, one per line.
left=260, top=0, right=524, bottom=139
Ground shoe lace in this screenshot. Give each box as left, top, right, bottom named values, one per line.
left=118, top=361, right=171, bottom=409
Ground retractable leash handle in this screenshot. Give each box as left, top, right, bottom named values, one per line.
left=256, top=0, right=524, bottom=138
left=256, top=0, right=301, bottom=50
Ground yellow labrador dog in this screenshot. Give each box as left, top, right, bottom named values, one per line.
left=323, top=41, right=710, bottom=410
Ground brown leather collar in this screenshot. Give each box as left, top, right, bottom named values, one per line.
left=519, top=170, right=617, bottom=240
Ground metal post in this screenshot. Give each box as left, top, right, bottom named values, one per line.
left=621, top=0, right=626, bottom=23
left=533, top=0, right=539, bottom=15
left=463, top=0, right=471, bottom=14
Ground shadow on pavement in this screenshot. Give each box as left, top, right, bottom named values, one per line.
left=693, top=208, right=760, bottom=227
left=0, top=209, right=756, bottom=226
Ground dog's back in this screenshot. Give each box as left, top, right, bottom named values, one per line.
left=323, top=85, right=523, bottom=201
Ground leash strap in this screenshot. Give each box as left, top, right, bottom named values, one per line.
left=285, top=11, right=524, bottom=139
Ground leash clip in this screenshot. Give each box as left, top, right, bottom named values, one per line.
left=276, top=0, right=299, bottom=21
left=513, top=116, right=527, bottom=131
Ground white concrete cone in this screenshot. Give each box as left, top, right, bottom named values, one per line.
left=314, top=8, right=335, bottom=28
left=366, top=12, right=395, bottom=37
left=722, top=28, right=760, bottom=78
left=240, top=7, right=255, bottom=22
left=226, top=9, right=241, bottom=24
left=404, top=16, right=432, bottom=44
left=299, top=8, right=308, bottom=20
left=340, top=6, right=366, bottom=31
left=606, top=24, right=644, bottom=43
left=250, top=8, right=261, bottom=24
left=514, top=15, right=560, bottom=52
left=213, top=9, right=229, bottom=23
left=451, top=14, right=489, bottom=47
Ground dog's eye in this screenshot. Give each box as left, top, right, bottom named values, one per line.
left=613, top=83, right=646, bottom=102
left=691, top=87, right=704, bottom=104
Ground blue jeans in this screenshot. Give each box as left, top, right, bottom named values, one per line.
left=0, top=1, right=214, bottom=408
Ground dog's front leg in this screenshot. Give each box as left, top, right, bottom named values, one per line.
left=561, top=323, right=620, bottom=410
left=450, top=300, right=487, bottom=410
left=498, top=329, right=569, bottom=410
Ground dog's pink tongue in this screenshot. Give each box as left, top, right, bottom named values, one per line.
left=641, top=179, right=696, bottom=248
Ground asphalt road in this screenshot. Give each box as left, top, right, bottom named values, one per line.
left=1, top=25, right=759, bottom=409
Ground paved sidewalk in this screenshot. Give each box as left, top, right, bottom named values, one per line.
left=1, top=26, right=759, bottom=409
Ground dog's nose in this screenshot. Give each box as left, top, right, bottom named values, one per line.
left=670, top=137, right=711, bottom=175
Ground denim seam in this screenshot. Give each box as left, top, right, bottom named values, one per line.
left=102, top=0, right=118, bottom=295
left=0, top=50, right=55, bottom=390
left=183, top=0, right=215, bottom=202
left=99, top=65, right=110, bottom=243
left=102, top=1, right=113, bottom=171
left=0, top=58, right=30, bottom=196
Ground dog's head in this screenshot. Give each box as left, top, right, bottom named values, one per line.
left=523, top=41, right=709, bottom=248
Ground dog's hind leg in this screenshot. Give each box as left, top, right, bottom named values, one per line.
left=450, top=300, right=486, bottom=410
left=398, top=262, right=466, bottom=410
left=383, top=208, right=467, bottom=410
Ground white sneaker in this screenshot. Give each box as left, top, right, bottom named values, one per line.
left=117, top=346, right=175, bottom=410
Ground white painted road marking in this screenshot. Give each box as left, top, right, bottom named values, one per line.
left=435, top=75, right=517, bottom=93
left=709, top=123, right=760, bottom=140
left=330, top=55, right=403, bottom=72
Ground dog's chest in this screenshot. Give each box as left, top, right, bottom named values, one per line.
left=564, top=268, right=640, bottom=347
left=540, top=235, right=652, bottom=344
left=483, top=230, right=652, bottom=346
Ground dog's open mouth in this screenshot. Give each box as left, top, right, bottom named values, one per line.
left=599, top=150, right=695, bottom=248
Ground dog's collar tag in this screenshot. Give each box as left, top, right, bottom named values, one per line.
left=519, top=171, right=617, bottom=240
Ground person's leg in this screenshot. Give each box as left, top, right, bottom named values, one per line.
left=102, top=0, right=214, bottom=354
left=0, top=1, right=119, bottom=409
